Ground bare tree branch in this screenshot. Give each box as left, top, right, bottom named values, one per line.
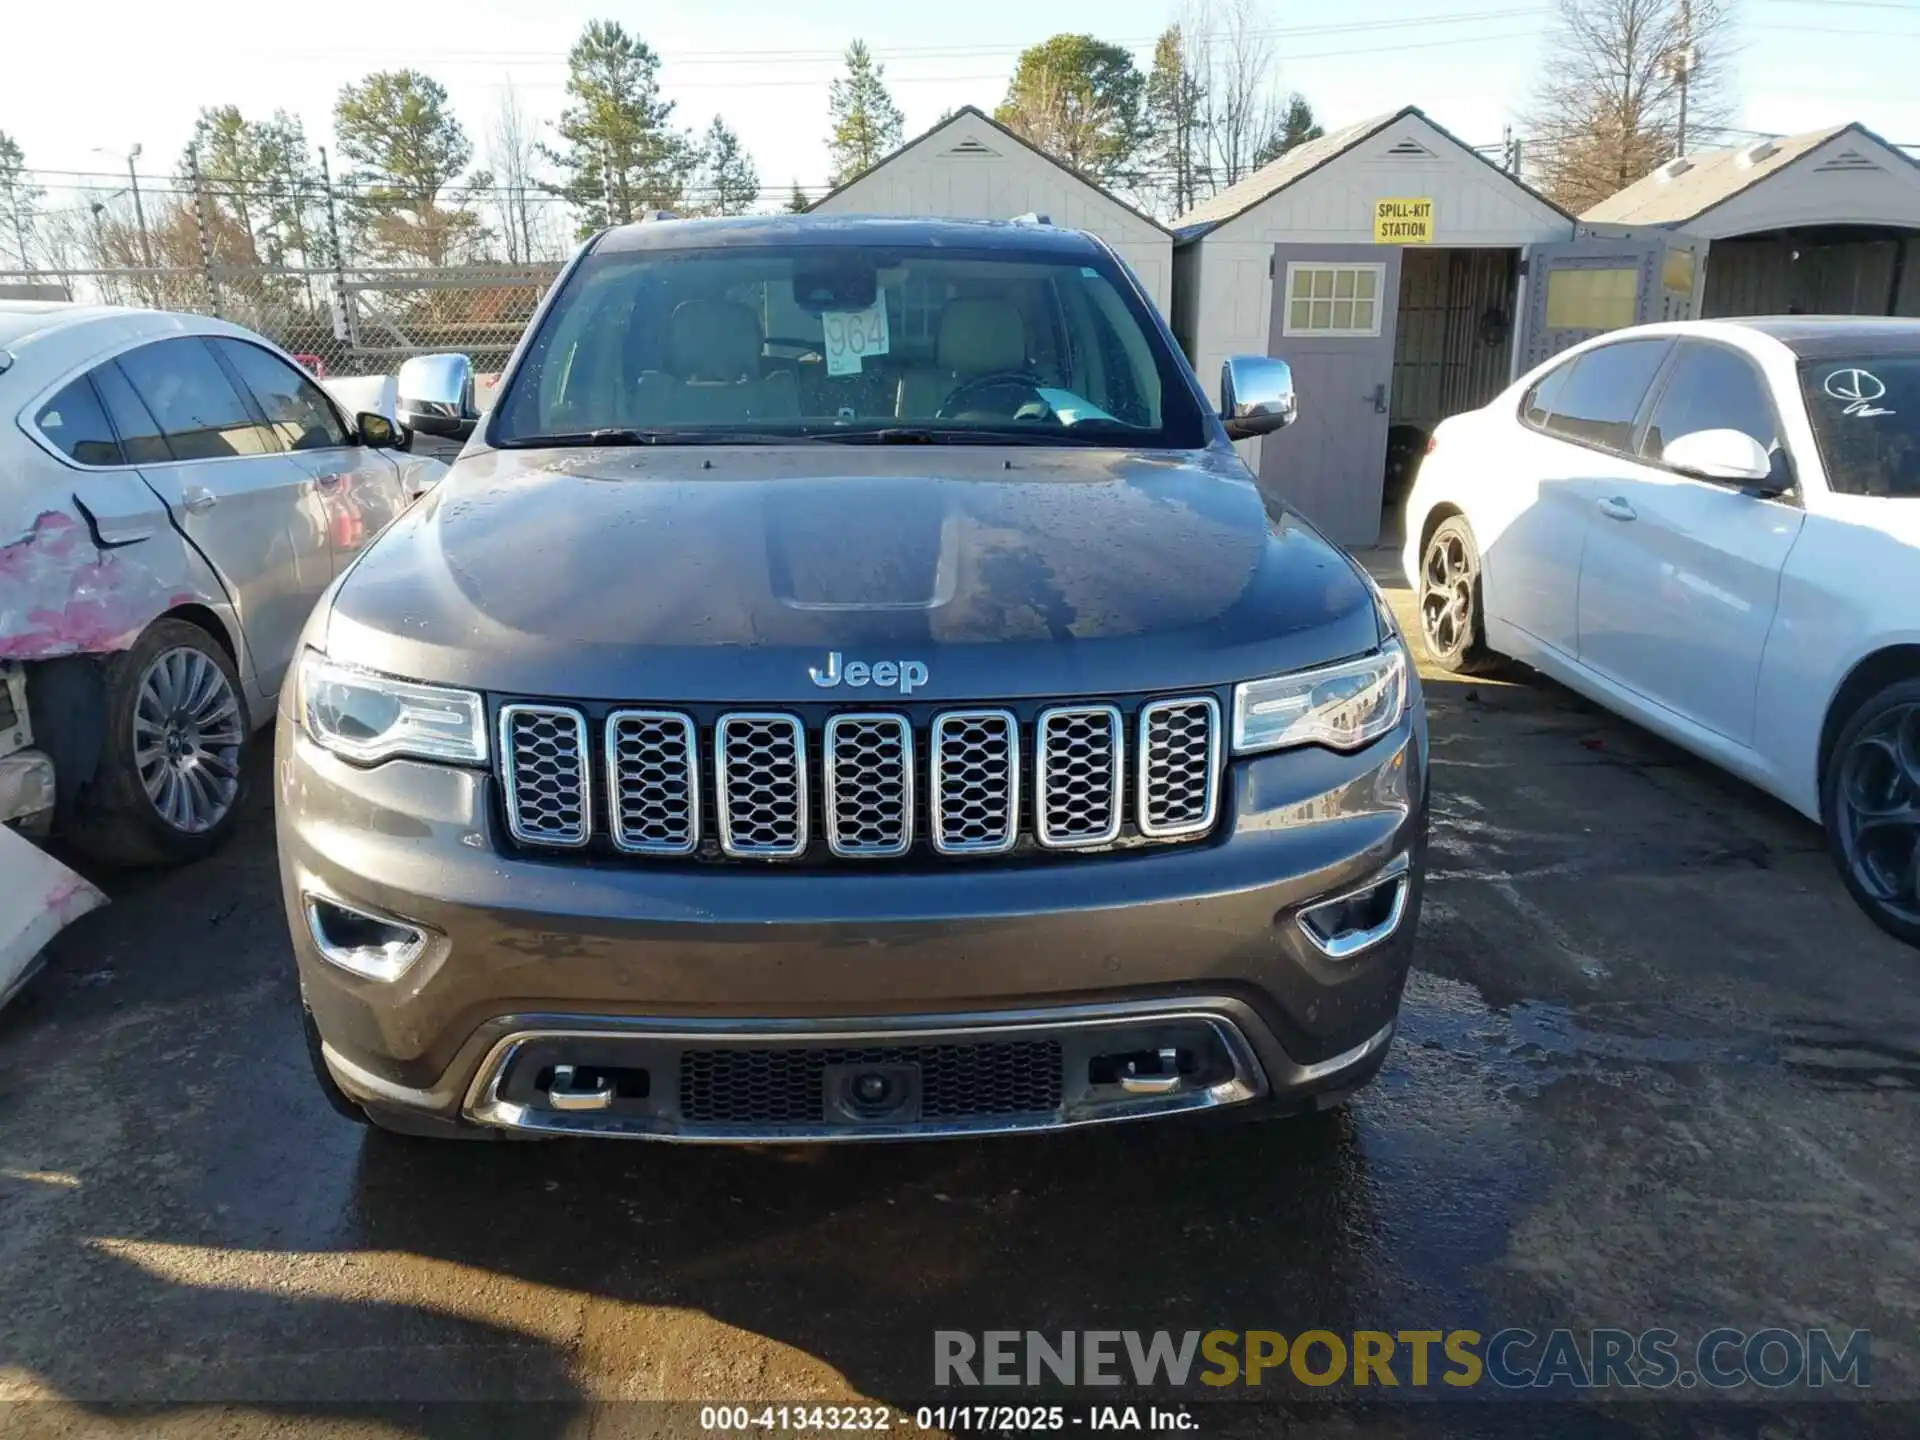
left=1524, top=0, right=1738, bottom=214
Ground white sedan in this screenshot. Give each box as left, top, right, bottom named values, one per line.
left=1402, top=316, right=1920, bottom=944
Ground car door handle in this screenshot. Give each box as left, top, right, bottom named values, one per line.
left=1597, top=496, right=1637, bottom=522
left=182, top=486, right=218, bottom=514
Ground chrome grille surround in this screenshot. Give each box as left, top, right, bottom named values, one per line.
left=823, top=713, right=914, bottom=858
left=1034, top=704, right=1124, bottom=849
left=929, top=709, right=1020, bottom=855
left=499, top=703, right=591, bottom=848
left=715, top=712, right=808, bottom=858
left=605, top=709, right=699, bottom=855
left=1137, top=696, right=1221, bottom=839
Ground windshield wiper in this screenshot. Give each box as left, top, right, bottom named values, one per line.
left=808, top=427, right=1093, bottom=446
left=497, top=427, right=802, bottom=448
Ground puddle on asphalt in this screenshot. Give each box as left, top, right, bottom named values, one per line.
left=1396, top=970, right=1920, bottom=1095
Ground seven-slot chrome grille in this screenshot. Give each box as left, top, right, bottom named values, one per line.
left=496, top=696, right=1220, bottom=862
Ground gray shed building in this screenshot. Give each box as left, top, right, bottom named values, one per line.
left=1584, top=123, right=1920, bottom=319
left=1170, top=108, right=1705, bottom=546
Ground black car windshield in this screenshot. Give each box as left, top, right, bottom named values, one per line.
left=1800, top=354, right=1920, bottom=497
left=491, top=241, right=1207, bottom=448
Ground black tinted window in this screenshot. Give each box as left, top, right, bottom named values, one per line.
left=213, top=339, right=349, bottom=451
left=1522, top=361, right=1571, bottom=428
left=1801, top=354, right=1920, bottom=498
left=1543, top=339, right=1672, bottom=451
left=1641, top=343, right=1779, bottom=463
left=92, top=361, right=174, bottom=463
left=116, top=338, right=279, bottom=461
left=34, top=378, right=122, bottom=465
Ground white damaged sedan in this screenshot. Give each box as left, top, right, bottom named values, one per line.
left=1, top=302, right=442, bottom=867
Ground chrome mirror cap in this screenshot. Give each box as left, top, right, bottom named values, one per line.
left=1220, top=355, right=1297, bottom=441
left=396, top=352, right=476, bottom=438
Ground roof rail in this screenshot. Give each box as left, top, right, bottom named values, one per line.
left=1010, top=212, right=1053, bottom=225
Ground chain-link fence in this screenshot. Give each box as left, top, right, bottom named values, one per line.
left=0, top=262, right=561, bottom=378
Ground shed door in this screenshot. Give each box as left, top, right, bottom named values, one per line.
left=1262, top=245, right=1403, bottom=548
left=1518, top=239, right=1665, bottom=371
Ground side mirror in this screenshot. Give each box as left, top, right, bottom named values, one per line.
left=1662, top=429, right=1781, bottom=490
left=1220, top=356, right=1297, bottom=441
left=396, top=352, right=476, bottom=439
left=357, top=411, right=402, bottom=449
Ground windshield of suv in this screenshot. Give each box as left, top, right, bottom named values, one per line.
left=491, top=241, right=1207, bottom=448
left=1800, top=354, right=1920, bottom=497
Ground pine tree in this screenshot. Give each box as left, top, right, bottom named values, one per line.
left=543, top=20, right=696, bottom=233
left=333, top=70, right=482, bottom=265
left=0, top=132, right=44, bottom=271
left=827, top=41, right=905, bottom=186
left=182, top=106, right=320, bottom=266
left=1144, top=26, right=1206, bottom=216
left=696, top=118, right=760, bottom=216
left=786, top=181, right=811, bottom=214
left=1252, top=94, right=1324, bottom=170
left=995, top=34, right=1144, bottom=186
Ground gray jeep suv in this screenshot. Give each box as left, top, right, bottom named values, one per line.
left=278, top=215, right=1428, bottom=1142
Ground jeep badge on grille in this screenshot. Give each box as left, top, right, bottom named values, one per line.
left=808, top=652, right=929, bottom=695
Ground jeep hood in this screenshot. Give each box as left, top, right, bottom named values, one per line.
left=323, top=445, right=1381, bottom=701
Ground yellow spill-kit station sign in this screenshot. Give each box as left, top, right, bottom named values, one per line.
left=1374, top=198, right=1435, bottom=243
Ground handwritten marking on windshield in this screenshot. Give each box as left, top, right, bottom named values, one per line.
left=1824, top=368, right=1896, bottom=418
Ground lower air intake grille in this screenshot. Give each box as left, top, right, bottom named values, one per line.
left=500, top=704, right=590, bottom=846
left=678, top=1041, right=1065, bottom=1124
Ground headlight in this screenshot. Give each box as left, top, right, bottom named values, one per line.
left=1232, top=646, right=1407, bottom=755
left=298, top=649, right=487, bottom=765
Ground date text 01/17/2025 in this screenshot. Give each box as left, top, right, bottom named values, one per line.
left=698, top=1404, right=1198, bottom=1432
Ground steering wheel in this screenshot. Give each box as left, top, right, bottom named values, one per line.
left=936, top=371, right=1048, bottom=421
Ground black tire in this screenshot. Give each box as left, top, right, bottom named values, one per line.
left=1415, top=516, right=1499, bottom=676
left=303, top=1003, right=371, bottom=1126
left=1822, top=677, right=1920, bottom=948
left=63, top=618, right=251, bottom=868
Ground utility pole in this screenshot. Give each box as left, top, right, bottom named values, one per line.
left=1672, top=0, right=1699, bottom=157
left=126, top=142, right=154, bottom=272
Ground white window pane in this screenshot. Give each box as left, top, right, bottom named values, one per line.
left=1355, top=269, right=1378, bottom=300
left=1311, top=270, right=1335, bottom=299
left=1290, top=299, right=1311, bottom=331
left=1355, top=300, right=1375, bottom=332
left=1291, top=269, right=1314, bottom=300
left=1332, top=300, right=1355, bottom=329
left=1334, top=269, right=1357, bottom=299
left=1310, top=299, right=1333, bottom=328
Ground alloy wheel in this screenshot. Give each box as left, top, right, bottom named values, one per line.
left=1420, top=530, right=1476, bottom=659
left=1835, top=701, right=1920, bottom=928
left=133, top=646, right=244, bottom=835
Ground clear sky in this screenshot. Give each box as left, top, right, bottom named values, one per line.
left=6, top=0, right=1918, bottom=205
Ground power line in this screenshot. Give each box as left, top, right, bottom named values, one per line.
left=279, top=8, right=1552, bottom=68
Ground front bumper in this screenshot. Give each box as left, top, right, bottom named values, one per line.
left=278, top=703, right=1427, bottom=1141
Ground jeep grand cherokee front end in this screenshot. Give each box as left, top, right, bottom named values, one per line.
left=277, top=215, right=1428, bottom=1142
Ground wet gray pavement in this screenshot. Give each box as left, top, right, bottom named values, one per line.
left=1, top=567, right=1916, bottom=1436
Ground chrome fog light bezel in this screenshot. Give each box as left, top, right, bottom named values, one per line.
left=303, top=893, right=431, bottom=982
left=1295, top=854, right=1412, bottom=959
